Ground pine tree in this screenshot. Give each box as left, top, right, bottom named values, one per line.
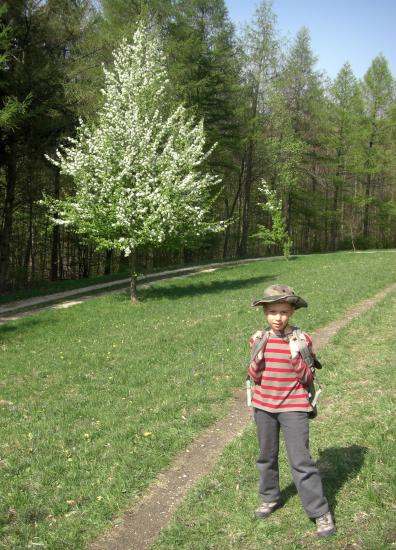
left=166, top=0, right=245, bottom=258
left=0, top=0, right=99, bottom=289
left=360, top=54, right=395, bottom=242
left=237, top=0, right=280, bottom=256
left=327, top=63, right=363, bottom=250
left=274, top=27, right=326, bottom=250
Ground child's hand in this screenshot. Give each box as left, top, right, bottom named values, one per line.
left=289, top=338, right=300, bottom=359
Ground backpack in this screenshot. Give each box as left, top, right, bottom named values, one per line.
left=246, top=327, right=322, bottom=419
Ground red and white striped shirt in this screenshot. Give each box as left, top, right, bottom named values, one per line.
left=248, top=331, right=314, bottom=413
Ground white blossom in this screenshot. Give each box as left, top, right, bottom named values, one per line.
left=44, top=23, right=223, bottom=256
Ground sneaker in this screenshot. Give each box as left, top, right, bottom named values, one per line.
left=315, top=512, right=336, bottom=537
left=255, top=501, right=281, bottom=518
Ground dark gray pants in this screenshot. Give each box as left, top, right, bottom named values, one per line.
left=254, top=408, right=329, bottom=519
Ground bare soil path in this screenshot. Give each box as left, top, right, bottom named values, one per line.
left=0, top=256, right=274, bottom=325
left=89, top=282, right=396, bottom=550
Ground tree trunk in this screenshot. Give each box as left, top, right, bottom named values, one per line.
left=363, top=174, right=371, bottom=239
left=223, top=198, right=230, bottom=259
left=51, top=169, right=61, bottom=280
left=79, top=245, right=90, bottom=278
left=104, top=249, right=113, bottom=275
left=324, top=182, right=329, bottom=250
left=145, top=247, right=154, bottom=273
left=238, top=70, right=260, bottom=258
left=286, top=190, right=293, bottom=235
left=0, top=137, right=17, bottom=291
left=129, top=249, right=138, bottom=303
left=363, top=138, right=374, bottom=240
left=329, top=183, right=338, bottom=252
left=24, top=196, right=34, bottom=285
left=330, top=161, right=342, bottom=252
left=237, top=141, right=254, bottom=257
left=223, top=158, right=245, bottom=259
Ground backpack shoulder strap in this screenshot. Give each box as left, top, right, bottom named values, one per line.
left=250, top=328, right=270, bottom=362
left=291, top=327, right=315, bottom=370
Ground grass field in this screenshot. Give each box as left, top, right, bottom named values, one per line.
left=153, top=290, right=396, bottom=550
left=0, top=251, right=395, bottom=549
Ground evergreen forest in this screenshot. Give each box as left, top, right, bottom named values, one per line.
left=1, top=0, right=395, bottom=292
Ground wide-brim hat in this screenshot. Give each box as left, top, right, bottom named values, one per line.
left=252, top=284, right=307, bottom=309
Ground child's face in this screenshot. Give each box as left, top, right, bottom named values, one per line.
left=264, top=302, right=295, bottom=333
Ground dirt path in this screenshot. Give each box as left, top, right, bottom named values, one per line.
left=0, top=256, right=276, bottom=325
left=89, top=282, right=396, bottom=550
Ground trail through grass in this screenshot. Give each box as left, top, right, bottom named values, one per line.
left=0, top=251, right=395, bottom=549
left=0, top=270, right=131, bottom=306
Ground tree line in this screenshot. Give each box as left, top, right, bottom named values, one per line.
left=1, top=0, right=395, bottom=292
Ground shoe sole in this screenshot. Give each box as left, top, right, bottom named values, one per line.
left=255, top=503, right=282, bottom=518
left=317, top=528, right=337, bottom=537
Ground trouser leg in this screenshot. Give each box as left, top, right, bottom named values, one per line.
left=254, top=408, right=281, bottom=502
left=279, top=411, right=329, bottom=518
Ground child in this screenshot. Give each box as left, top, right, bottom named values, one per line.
left=248, top=284, right=336, bottom=538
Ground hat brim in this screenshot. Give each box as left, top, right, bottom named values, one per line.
left=252, top=295, right=307, bottom=309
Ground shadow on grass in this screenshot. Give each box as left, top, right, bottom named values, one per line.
left=114, top=274, right=275, bottom=303
left=280, top=445, right=367, bottom=513
left=0, top=315, right=59, bottom=340
left=318, top=444, right=367, bottom=512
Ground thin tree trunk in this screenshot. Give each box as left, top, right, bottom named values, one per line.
left=0, top=137, right=17, bottom=291
left=79, top=245, right=90, bottom=278
left=42, top=217, right=49, bottom=280
left=130, top=249, right=138, bottom=303
left=340, top=169, right=345, bottom=243
left=363, top=174, right=371, bottom=239
left=104, top=249, right=113, bottom=275
left=51, top=169, right=61, bottom=280
left=323, top=179, right=329, bottom=251
left=330, top=183, right=338, bottom=252
left=350, top=176, right=358, bottom=250
left=363, top=137, right=374, bottom=240
left=330, top=160, right=342, bottom=252
left=223, top=197, right=231, bottom=259
left=145, top=247, right=154, bottom=273
left=237, top=141, right=254, bottom=257
left=24, top=196, right=34, bottom=285
left=286, top=191, right=293, bottom=235
left=223, top=157, right=245, bottom=259
left=238, top=69, right=261, bottom=258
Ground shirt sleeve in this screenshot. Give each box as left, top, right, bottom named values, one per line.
left=290, top=332, right=314, bottom=385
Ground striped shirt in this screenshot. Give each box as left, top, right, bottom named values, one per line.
left=248, top=330, right=314, bottom=413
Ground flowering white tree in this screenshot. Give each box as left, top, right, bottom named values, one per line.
left=45, top=24, right=222, bottom=302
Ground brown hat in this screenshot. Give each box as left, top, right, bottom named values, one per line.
left=252, top=284, right=307, bottom=309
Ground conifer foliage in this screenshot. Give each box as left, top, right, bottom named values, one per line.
left=45, top=24, right=222, bottom=301
left=1, top=0, right=395, bottom=291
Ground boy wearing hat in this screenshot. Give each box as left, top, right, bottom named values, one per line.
left=248, top=284, right=336, bottom=538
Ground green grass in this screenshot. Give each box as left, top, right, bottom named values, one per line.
left=0, top=251, right=395, bottom=549
left=153, top=289, right=396, bottom=549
